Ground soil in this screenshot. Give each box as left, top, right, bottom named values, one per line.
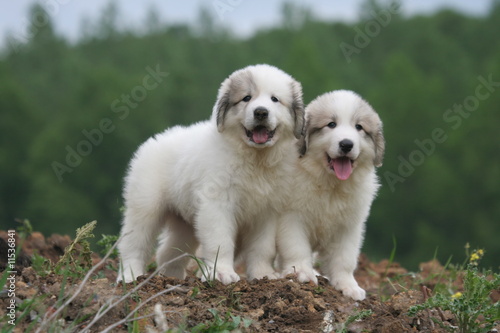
left=1, top=230, right=498, bottom=332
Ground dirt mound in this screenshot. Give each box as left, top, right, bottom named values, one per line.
left=0, top=231, right=496, bottom=332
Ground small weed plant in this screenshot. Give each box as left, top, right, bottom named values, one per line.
left=190, top=308, right=252, bottom=333
left=188, top=247, right=221, bottom=288
left=409, top=247, right=500, bottom=333
left=337, top=309, right=373, bottom=333
left=97, top=234, right=120, bottom=257
left=54, top=220, right=97, bottom=278
left=16, top=218, right=34, bottom=240
left=97, top=233, right=120, bottom=273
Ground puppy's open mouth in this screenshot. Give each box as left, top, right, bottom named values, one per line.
left=245, top=125, right=276, bottom=144
left=327, top=154, right=354, bottom=180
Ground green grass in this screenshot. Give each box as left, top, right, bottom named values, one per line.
left=376, top=242, right=463, bottom=302
left=408, top=249, right=500, bottom=333
left=377, top=235, right=399, bottom=301
left=97, top=234, right=120, bottom=258
left=2, top=221, right=204, bottom=332
left=188, top=246, right=221, bottom=288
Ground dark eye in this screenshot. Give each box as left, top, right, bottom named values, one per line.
left=355, top=124, right=363, bottom=131
left=327, top=122, right=337, bottom=129
left=242, top=95, right=252, bottom=102
left=271, top=96, right=279, bottom=102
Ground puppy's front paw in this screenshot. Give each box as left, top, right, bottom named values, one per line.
left=282, top=266, right=318, bottom=284
left=250, top=269, right=281, bottom=280
left=117, top=266, right=145, bottom=283
left=201, top=263, right=240, bottom=284
left=331, top=277, right=366, bottom=300
left=341, top=285, right=366, bottom=301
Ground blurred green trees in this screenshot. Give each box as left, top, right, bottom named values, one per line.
left=1, top=2, right=499, bottom=269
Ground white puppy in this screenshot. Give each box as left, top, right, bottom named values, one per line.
left=117, top=64, right=304, bottom=284
left=277, top=90, right=384, bottom=300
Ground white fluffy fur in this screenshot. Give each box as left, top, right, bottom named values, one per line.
left=277, top=90, right=384, bottom=300
left=117, top=64, right=304, bottom=284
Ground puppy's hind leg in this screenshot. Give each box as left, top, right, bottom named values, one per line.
left=117, top=207, right=163, bottom=283
left=156, top=214, right=199, bottom=280
left=276, top=212, right=317, bottom=283
left=244, top=214, right=280, bottom=280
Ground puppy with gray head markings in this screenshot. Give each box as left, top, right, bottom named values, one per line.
left=277, top=90, right=384, bottom=300
left=117, top=64, right=304, bottom=284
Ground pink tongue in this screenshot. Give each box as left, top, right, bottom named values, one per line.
left=332, top=157, right=352, bottom=180
left=252, top=127, right=269, bottom=144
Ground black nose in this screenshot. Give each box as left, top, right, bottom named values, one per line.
left=339, top=139, right=354, bottom=153
left=254, top=107, right=269, bottom=121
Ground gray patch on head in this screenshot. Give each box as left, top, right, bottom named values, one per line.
left=371, top=123, right=385, bottom=167
left=290, top=80, right=305, bottom=139
left=216, top=69, right=256, bottom=132
left=216, top=91, right=230, bottom=132
left=298, top=105, right=337, bottom=157
left=231, top=69, right=257, bottom=93
left=298, top=120, right=324, bottom=157
left=353, top=98, right=385, bottom=167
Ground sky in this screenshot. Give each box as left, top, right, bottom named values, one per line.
left=0, top=0, right=494, bottom=49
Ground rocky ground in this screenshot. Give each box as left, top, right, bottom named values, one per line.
left=1, top=230, right=498, bottom=332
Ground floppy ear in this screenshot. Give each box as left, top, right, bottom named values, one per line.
left=215, top=91, right=230, bottom=133
left=291, top=81, right=305, bottom=139
left=373, top=124, right=385, bottom=167
left=297, top=118, right=310, bottom=157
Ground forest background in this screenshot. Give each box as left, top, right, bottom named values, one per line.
left=1, top=1, right=499, bottom=270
